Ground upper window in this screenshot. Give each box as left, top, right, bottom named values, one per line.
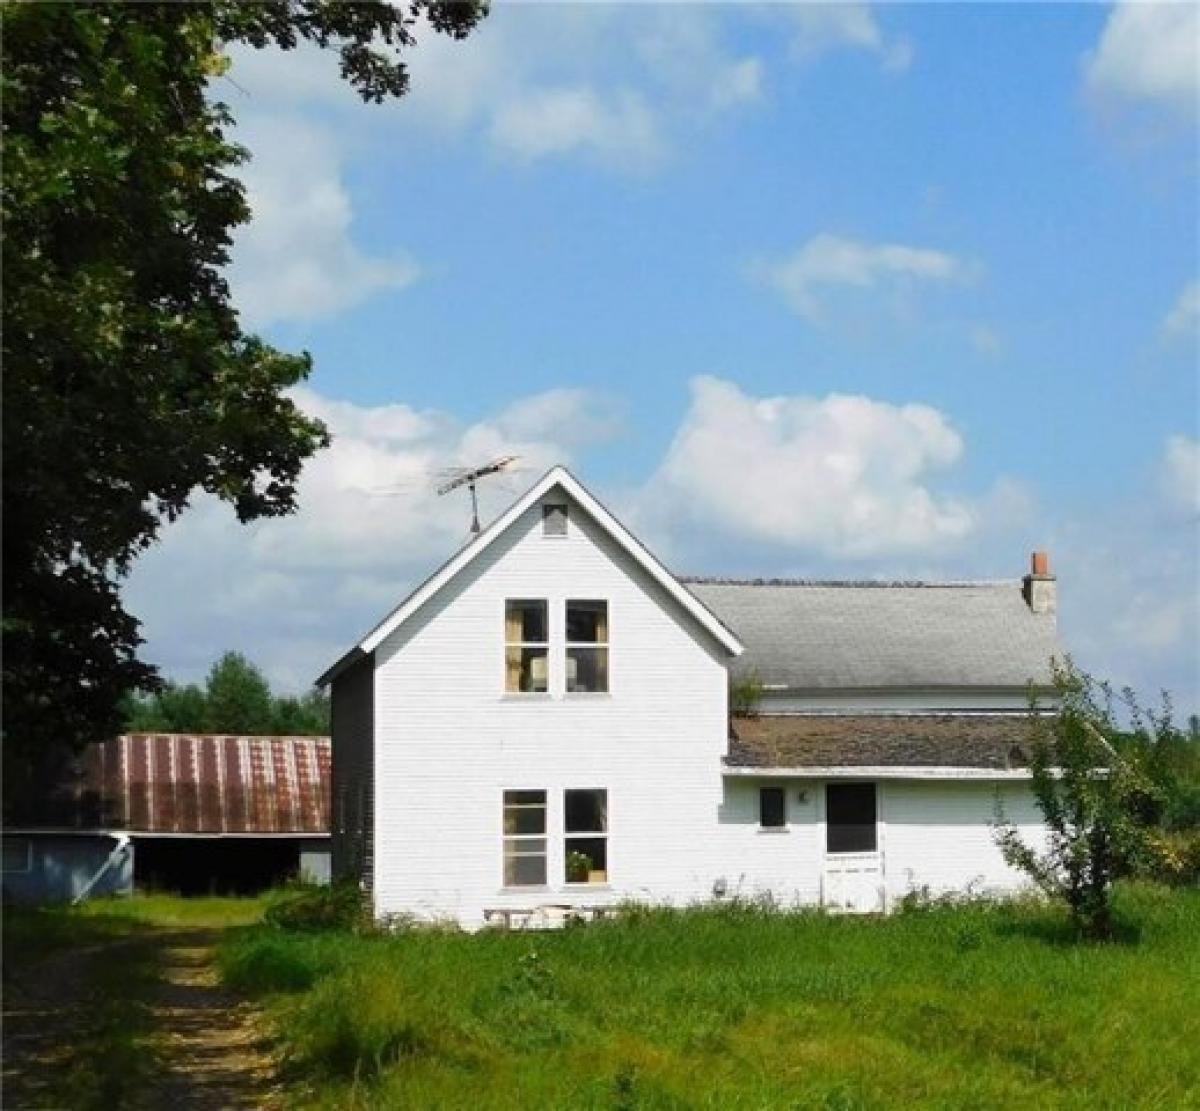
left=566, top=600, right=609, bottom=693
left=826, top=783, right=877, bottom=854
left=503, top=790, right=547, bottom=886
left=564, top=788, right=608, bottom=884
left=505, top=600, right=548, bottom=693
left=759, top=787, right=786, bottom=829
left=543, top=503, right=568, bottom=537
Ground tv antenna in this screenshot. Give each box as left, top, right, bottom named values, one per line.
left=437, top=455, right=519, bottom=535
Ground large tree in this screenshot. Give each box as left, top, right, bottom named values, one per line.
left=2, top=2, right=485, bottom=814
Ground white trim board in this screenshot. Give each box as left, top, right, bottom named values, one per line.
left=317, top=466, right=743, bottom=686
left=722, top=765, right=1034, bottom=781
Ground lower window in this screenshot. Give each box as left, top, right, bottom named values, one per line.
left=826, top=783, right=877, bottom=853
left=564, top=788, right=608, bottom=884
left=503, top=790, right=547, bottom=886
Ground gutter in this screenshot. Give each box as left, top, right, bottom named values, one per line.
left=722, top=765, right=1035, bottom=781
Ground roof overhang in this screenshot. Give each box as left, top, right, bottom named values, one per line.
left=722, top=765, right=1034, bottom=781
left=317, top=465, right=743, bottom=687
left=2, top=828, right=332, bottom=839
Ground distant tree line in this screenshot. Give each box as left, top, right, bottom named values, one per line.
left=122, top=652, right=329, bottom=736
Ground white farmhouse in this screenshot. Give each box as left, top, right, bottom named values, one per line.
left=318, top=466, right=1059, bottom=928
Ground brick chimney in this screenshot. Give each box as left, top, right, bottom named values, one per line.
left=1023, top=550, right=1056, bottom=616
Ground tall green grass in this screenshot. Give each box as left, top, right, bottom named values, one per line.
left=219, top=884, right=1200, bottom=1109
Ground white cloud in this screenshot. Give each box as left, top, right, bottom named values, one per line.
left=1084, top=1, right=1199, bottom=112
left=228, top=117, right=419, bottom=329
left=125, top=386, right=622, bottom=690
left=489, top=87, right=664, bottom=170
left=1161, top=434, right=1200, bottom=516
left=224, top=7, right=766, bottom=174
left=639, top=376, right=977, bottom=558
left=748, top=233, right=973, bottom=323
left=785, top=5, right=914, bottom=72
left=1057, top=519, right=1199, bottom=705
left=1163, top=279, right=1200, bottom=338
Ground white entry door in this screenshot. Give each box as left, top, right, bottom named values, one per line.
left=822, top=783, right=884, bottom=913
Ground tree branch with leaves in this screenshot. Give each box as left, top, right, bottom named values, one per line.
left=994, top=662, right=1169, bottom=940
left=1, top=2, right=486, bottom=817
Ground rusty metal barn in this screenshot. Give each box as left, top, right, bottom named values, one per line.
left=2, top=734, right=332, bottom=902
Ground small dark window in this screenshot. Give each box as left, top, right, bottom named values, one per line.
left=759, top=787, right=786, bottom=828
left=543, top=503, right=568, bottom=536
left=826, top=783, right=877, bottom=853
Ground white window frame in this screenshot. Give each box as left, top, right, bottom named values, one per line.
left=2, top=836, right=33, bottom=874
left=501, top=789, right=549, bottom=889
left=565, top=599, right=610, bottom=696
left=504, top=599, right=550, bottom=695
left=563, top=787, right=609, bottom=886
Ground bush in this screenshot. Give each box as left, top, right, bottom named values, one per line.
left=1147, top=828, right=1200, bottom=886
left=219, top=935, right=318, bottom=994
left=288, top=967, right=452, bottom=1079
left=264, top=883, right=370, bottom=933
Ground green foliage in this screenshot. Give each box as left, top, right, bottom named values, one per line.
left=123, top=650, right=330, bottom=734
left=1, top=1, right=485, bottom=818
left=264, top=882, right=371, bottom=933
left=994, top=663, right=1168, bottom=941
left=729, top=670, right=764, bottom=717
left=217, top=884, right=1200, bottom=1107
left=218, top=934, right=320, bottom=994
left=565, top=850, right=593, bottom=883
left=205, top=652, right=274, bottom=733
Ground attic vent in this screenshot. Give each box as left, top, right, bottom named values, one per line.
left=543, top=503, right=568, bottom=537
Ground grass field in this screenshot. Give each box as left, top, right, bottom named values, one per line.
left=217, top=883, right=1200, bottom=1109
left=3, top=892, right=269, bottom=964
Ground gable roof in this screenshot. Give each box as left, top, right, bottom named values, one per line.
left=317, top=466, right=744, bottom=686
left=684, top=579, right=1061, bottom=692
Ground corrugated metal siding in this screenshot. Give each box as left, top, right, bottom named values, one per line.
left=60, top=735, right=330, bottom=834
left=331, top=656, right=374, bottom=891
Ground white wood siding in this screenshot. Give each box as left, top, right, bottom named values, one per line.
left=710, top=778, right=1042, bottom=909
left=360, top=486, right=1050, bottom=927
left=371, top=493, right=730, bottom=927
left=880, top=780, right=1045, bottom=901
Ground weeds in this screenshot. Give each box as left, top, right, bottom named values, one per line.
left=218, top=882, right=1200, bottom=1109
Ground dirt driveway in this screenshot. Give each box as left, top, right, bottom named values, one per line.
left=3, top=927, right=282, bottom=1111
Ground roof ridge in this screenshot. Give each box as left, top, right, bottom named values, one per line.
left=680, top=576, right=1020, bottom=588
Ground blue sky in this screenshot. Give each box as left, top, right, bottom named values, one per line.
left=126, top=2, right=1199, bottom=709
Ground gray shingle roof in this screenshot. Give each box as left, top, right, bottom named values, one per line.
left=727, top=714, right=1034, bottom=769
left=684, top=579, right=1061, bottom=691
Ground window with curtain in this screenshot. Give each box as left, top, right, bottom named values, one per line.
left=566, top=600, right=608, bottom=693
left=564, top=788, right=608, bottom=883
left=503, top=790, right=547, bottom=886
left=505, top=600, right=548, bottom=692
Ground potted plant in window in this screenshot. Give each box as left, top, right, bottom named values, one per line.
left=566, top=850, right=592, bottom=884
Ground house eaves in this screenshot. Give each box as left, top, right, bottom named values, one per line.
left=317, top=466, right=743, bottom=688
